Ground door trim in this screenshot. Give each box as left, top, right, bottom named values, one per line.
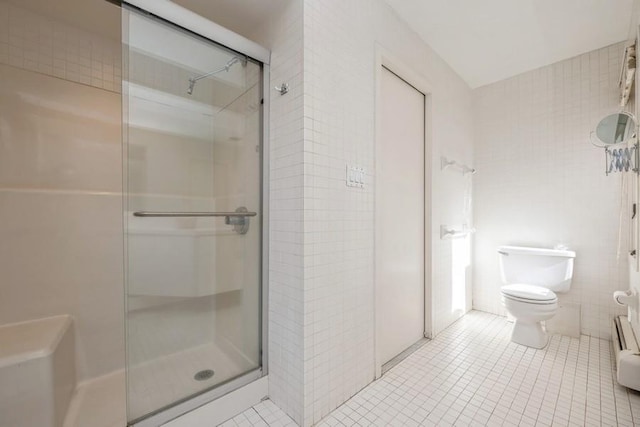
left=373, top=46, right=433, bottom=379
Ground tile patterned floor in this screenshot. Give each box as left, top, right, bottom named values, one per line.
left=220, top=400, right=298, bottom=427
left=221, top=311, right=640, bottom=426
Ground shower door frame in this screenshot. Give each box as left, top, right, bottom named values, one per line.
left=119, top=1, right=270, bottom=425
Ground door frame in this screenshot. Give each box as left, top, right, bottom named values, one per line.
left=374, top=46, right=433, bottom=379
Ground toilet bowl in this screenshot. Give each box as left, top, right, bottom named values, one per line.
left=498, top=246, right=575, bottom=349
left=501, top=283, right=558, bottom=348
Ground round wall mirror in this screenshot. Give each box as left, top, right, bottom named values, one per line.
left=595, top=112, right=637, bottom=145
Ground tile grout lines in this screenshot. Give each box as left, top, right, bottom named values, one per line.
left=230, top=311, right=640, bottom=426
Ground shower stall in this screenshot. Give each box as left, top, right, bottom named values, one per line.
left=0, top=0, right=268, bottom=425
left=122, top=3, right=268, bottom=425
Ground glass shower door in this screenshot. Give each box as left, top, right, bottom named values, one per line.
left=123, top=8, right=262, bottom=424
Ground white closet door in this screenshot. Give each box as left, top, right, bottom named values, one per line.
left=377, top=66, right=425, bottom=365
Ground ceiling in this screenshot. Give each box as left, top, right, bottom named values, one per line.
left=12, top=0, right=635, bottom=90
left=385, top=0, right=636, bottom=88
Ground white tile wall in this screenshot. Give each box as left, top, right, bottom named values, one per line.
left=250, top=1, right=474, bottom=424
left=249, top=1, right=306, bottom=425
left=302, top=2, right=375, bottom=425
left=302, top=0, right=474, bottom=425
left=0, top=1, right=121, bottom=93
left=473, top=42, right=629, bottom=339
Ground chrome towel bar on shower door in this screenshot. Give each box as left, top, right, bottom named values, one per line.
left=132, top=211, right=257, bottom=217
left=132, top=207, right=257, bottom=234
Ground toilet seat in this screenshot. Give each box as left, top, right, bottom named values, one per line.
left=501, top=284, right=557, bottom=305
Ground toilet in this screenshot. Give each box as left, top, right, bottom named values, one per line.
left=498, top=245, right=576, bottom=349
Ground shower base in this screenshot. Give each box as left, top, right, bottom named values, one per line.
left=63, top=341, right=254, bottom=426
left=127, top=341, right=256, bottom=421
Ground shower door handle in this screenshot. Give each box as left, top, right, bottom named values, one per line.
left=133, top=207, right=256, bottom=234
left=132, top=211, right=257, bottom=218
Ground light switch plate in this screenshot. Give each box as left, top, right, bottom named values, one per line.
left=346, top=165, right=365, bottom=188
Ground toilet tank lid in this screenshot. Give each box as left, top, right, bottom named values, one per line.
left=501, top=284, right=557, bottom=301
left=498, top=245, right=576, bottom=258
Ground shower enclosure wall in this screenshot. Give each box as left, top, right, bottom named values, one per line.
left=0, top=0, right=268, bottom=425
left=0, top=1, right=126, bottom=426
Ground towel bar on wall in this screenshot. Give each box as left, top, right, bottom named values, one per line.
left=440, top=225, right=476, bottom=239
left=441, top=156, right=476, bottom=175
left=605, top=143, right=639, bottom=175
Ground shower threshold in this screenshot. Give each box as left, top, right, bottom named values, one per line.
left=382, top=337, right=430, bottom=374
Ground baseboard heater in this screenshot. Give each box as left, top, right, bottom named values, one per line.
left=612, top=315, right=640, bottom=391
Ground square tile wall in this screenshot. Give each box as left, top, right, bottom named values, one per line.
left=250, top=0, right=475, bottom=424
left=302, top=0, right=474, bottom=425
left=248, top=1, right=306, bottom=425
left=472, top=42, right=629, bottom=339
left=0, top=1, right=121, bottom=93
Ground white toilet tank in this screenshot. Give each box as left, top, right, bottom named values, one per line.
left=498, top=245, right=576, bottom=292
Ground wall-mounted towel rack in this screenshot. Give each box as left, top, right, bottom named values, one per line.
left=441, top=156, right=476, bottom=175
left=440, top=224, right=476, bottom=239
left=605, top=144, right=639, bottom=175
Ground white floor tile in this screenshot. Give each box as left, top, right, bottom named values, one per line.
left=231, top=311, right=640, bottom=426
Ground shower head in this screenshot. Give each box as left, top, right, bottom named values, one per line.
left=186, top=56, right=246, bottom=95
